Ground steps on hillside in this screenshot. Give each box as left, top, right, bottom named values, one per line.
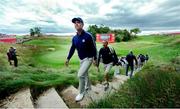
left=123, top=67, right=140, bottom=78
left=110, top=68, right=140, bottom=90
left=78, top=89, right=99, bottom=107
left=37, top=73, right=138, bottom=108
left=2, top=88, right=34, bottom=108
left=91, top=84, right=105, bottom=97
left=110, top=75, right=128, bottom=89
left=91, top=83, right=115, bottom=100
left=35, top=88, right=68, bottom=108
left=60, top=85, right=111, bottom=108
left=109, top=81, right=121, bottom=90
left=60, top=85, right=80, bottom=108
left=0, top=68, right=142, bottom=108
left=114, top=75, right=129, bottom=82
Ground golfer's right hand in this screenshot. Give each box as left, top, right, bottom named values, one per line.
left=65, top=59, right=69, bottom=67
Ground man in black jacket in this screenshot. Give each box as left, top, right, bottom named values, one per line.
left=125, top=51, right=137, bottom=78
left=97, top=40, right=118, bottom=90
left=7, top=47, right=18, bottom=67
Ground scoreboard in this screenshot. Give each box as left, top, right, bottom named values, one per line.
left=96, top=33, right=115, bottom=43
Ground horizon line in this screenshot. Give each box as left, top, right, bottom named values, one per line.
left=1, top=29, right=180, bottom=36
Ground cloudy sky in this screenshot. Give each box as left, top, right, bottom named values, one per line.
left=0, top=0, right=180, bottom=34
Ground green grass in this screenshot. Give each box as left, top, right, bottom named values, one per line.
left=88, top=35, right=180, bottom=108
left=0, top=66, right=79, bottom=98
left=24, top=37, right=79, bottom=68
left=88, top=63, right=180, bottom=108
left=0, top=37, right=106, bottom=99
left=0, top=35, right=179, bottom=107
left=25, top=35, right=180, bottom=68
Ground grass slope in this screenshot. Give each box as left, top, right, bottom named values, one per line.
left=0, top=35, right=179, bottom=107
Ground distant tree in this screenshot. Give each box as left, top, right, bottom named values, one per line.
left=87, top=25, right=110, bottom=40
left=111, top=28, right=141, bottom=42
left=30, top=28, right=35, bottom=37
left=34, top=27, right=41, bottom=37
left=111, top=29, right=123, bottom=42
left=115, top=34, right=122, bottom=42
left=99, top=25, right=110, bottom=33
left=87, top=25, right=98, bottom=40
left=30, top=27, right=42, bottom=37
left=88, top=25, right=141, bottom=42
left=122, top=29, right=131, bottom=41
left=130, top=28, right=141, bottom=37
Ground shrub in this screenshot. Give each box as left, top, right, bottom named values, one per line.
left=89, top=64, right=180, bottom=108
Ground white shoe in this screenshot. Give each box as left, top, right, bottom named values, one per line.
left=75, top=93, right=84, bottom=101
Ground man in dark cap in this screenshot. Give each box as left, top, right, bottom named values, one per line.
left=65, top=17, right=97, bottom=101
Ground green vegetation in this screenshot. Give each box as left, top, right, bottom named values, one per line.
left=0, top=35, right=179, bottom=107
left=87, top=25, right=141, bottom=41
left=89, top=64, right=180, bottom=108
left=0, top=36, right=106, bottom=99
left=87, top=25, right=111, bottom=40
left=88, top=35, right=180, bottom=108
left=30, top=27, right=42, bottom=37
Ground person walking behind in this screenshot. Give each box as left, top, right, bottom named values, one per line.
left=7, top=47, right=18, bottom=67
left=97, top=40, right=118, bottom=90
left=137, top=54, right=146, bottom=68
left=145, top=54, right=149, bottom=63
left=125, top=51, right=137, bottom=78
left=114, top=57, right=127, bottom=75
left=65, top=17, right=97, bottom=102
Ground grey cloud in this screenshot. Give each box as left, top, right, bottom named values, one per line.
left=87, top=0, right=180, bottom=31
left=104, top=0, right=111, bottom=3
left=41, top=26, right=73, bottom=33
left=13, top=19, right=36, bottom=25
left=0, top=0, right=180, bottom=33
left=74, top=2, right=99, bottom=15
left=0, top=27, right=28, bottom=33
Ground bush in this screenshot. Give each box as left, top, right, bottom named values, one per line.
left=115, top=34, right=121, bottom=42
left=89, top=64, right=180, bottom=108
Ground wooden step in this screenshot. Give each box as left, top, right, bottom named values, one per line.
left=2, top=88, right=34, bottom=108
left=35, top=88, right=68, bottom=108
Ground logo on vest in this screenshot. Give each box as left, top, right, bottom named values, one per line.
left=82, top=39, right=85, bottom=43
